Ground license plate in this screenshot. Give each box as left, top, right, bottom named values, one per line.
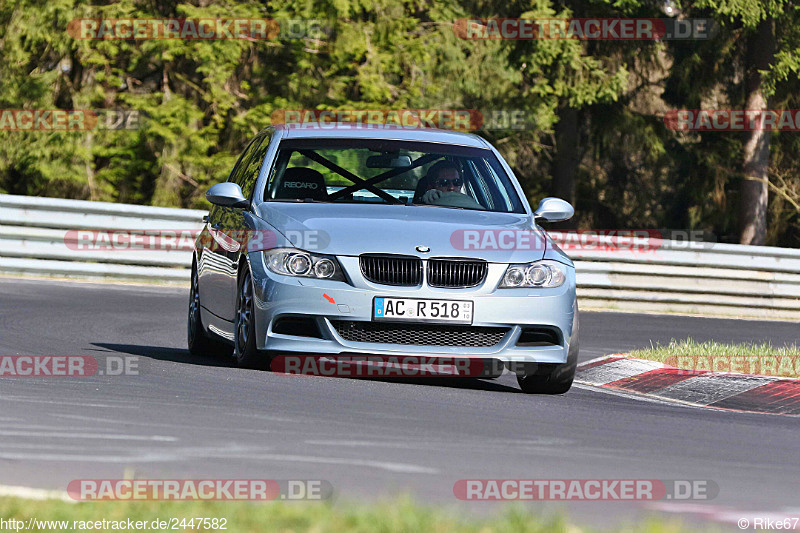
left=373, top=297, right=473, bottom=324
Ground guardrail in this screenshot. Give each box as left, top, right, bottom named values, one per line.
left=2, top=194, right=798, bottom=319
left=0, top=194, right=204, bottom=283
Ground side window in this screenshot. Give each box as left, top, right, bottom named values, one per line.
left=466, top=160, right=494, bottom=210
left=476, top=159, right=515, bottom=211
left=227, top=136, right=261, bottom=188
left=238, top=133, right=271, bottom=200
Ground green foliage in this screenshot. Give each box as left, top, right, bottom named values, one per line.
left=0, top=493, right=693, bottom=533
left=1, top=0, right=799, bottom=245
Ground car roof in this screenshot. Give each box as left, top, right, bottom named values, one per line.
left=273, top=124, right=491, bottom=149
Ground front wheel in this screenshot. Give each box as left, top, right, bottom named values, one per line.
left=516, top=300, right=579, bottom=394
left=234, top=269, right=269, bottom=369
left=188, top=262, right=231, bottom=357
left=186, top=265, right=231, bottom=356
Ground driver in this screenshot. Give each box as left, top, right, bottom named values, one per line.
left=421, top=161, right=465, bottom=204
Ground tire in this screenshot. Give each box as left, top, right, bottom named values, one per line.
left=234, top=269, right=269, bottom=369
left=188, top=262, right=232, bottom=357
left=516, top=300, right=579, bottom=394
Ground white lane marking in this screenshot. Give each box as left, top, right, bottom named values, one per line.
left=0, top=446, right=275, bottom=463
left=0, top=484, right=74, bottom=503
left=0, top=443, right=120, bottom=451
left=256, top=453, right=438, bottom=474
left=50, top=414, right=139, bottom=424
left=0, top=430, right=176, bottom=441
left=238, top=414, right=305, bottom=423
left=304, top=438, right=574, bottom=448
left=0, top=442, right=279, bottom=466
left=305, top=440, right=405, bottom=447
left=0, top=424, right=134, bottom=431
left=572, top=382, right=700, bottom=408
left=0, top=396, right=139, bottom=408
left=0, top=452, right=154, bottom=462
left=48, top=414, right=284, bottom=433
left=576, top=358, right=664, bottom=385
left=578, top=354, right=624, bottom=365
left=0, top=276, right=186, bottom=293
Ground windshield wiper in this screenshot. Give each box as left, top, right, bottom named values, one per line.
left=417, top=204, right=474, bottom=211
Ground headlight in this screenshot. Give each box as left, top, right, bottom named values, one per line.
left=499, top=260, right=566, bottom=288
left=263, top=248, right=345, bottom=281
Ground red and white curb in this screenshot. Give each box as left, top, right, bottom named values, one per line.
left=644, top=502, right=800, bottom=530
left=576, top=355, right=800, bottom=415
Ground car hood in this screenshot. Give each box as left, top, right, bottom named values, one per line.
left=256, top=203, right=546, bottom=262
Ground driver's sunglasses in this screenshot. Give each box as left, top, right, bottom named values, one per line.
left=435, top=177, right=464, bottom=187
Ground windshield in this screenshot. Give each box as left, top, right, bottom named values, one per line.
left=263, top=139, right=526, bottom=213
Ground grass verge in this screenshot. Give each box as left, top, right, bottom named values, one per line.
left=0, top=494, right=704, bottom=533
left=629, top=338, right=800, bottom=378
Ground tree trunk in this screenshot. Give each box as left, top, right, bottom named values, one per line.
left=551, top=106, right=579, bottom=229
left=85, top=132, right=96, bottom=201
left=739, top=16, right=775, bottom=245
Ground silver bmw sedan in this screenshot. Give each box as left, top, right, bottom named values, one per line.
left=189, top=124, right=578, bottom=393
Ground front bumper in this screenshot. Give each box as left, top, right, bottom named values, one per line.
left=249, top=253, right=576, bottom=364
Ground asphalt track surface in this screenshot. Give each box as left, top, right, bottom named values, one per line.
left=1, top=277, right=799, bottom=528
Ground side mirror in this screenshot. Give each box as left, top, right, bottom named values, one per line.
left=534, top=197, right=574, bottom=222
left=206, top=182, right=249, bottom=208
